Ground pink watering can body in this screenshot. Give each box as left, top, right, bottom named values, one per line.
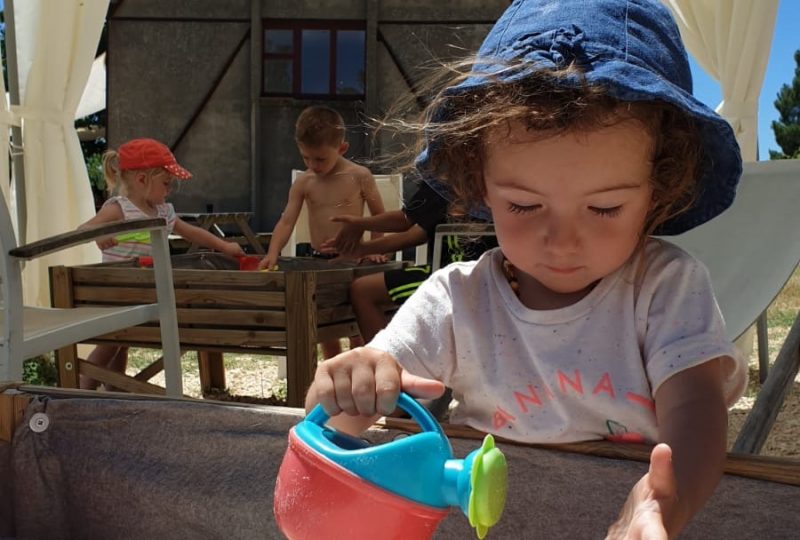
left=274, top=393, right=507, bottom=539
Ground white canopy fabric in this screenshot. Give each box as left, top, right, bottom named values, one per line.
left=10, top=0, right=108, bottom=307
left=661, top=0, right=779, bottom=162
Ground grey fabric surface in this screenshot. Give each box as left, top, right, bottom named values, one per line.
left=0, top=440, right=14, bottom=539
left=7, top=396, right=800, bottom=539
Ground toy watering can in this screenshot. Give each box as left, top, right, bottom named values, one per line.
left=274, top=392, right=507, bottom=539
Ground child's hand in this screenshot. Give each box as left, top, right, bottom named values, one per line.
left=220, top=241, right=246, bottom=258
left=606, top=444, right=678, bottom=540
left=310, top=347, right=446, bottom=418
left=325, top=215, right=366, bottom=256
left=359, top=254, right=388, bottom=264
left=96, top=236, right=118, bottom=251
left=258, top=254, right=278, bottom=270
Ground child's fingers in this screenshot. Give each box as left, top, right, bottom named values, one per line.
left=400, top=370, right=447, bottom=401
left=311, top=365, right=342, bottom=417
left=373, top=357, right=403, bottom=416
left=350, top=363, right=379, bottom=416
left=648, top=443, right=676, bottom=499
left=332, top=368, right=359, bottom=416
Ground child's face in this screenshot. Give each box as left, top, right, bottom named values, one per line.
left=297, top=142, right=347, bottom=176
left=483, top=119, right=654, bottom=296
left=143, top=169, right=176, bottom=204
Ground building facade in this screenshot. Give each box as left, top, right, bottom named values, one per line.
left=108, top=0, right=507, bottom=231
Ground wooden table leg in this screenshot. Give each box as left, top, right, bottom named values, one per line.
left=235, top=216, right=266, bottom=255
left=733, top=311, right=800, bottom=454
left=286, top=272, right=318, bottom=407
left=198, top=351, right=226, bottom=394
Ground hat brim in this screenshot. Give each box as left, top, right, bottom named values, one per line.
left=164, top=163, right=193, bottom=180
left=417, top=61, right=742, bottom=236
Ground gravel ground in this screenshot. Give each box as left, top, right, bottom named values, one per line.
left=130, top=339, right=800, bottom=458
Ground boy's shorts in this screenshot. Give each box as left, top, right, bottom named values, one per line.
left=384, top=265, right=432, bottom=305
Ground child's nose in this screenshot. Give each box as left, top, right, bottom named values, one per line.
left=543, top=216, right=580, bottom=253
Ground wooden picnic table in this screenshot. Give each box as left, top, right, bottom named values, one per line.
left=177, top=212, right=267, bottom=255
left=49, top=254, right=402, bottom=406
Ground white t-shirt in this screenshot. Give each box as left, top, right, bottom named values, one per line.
left=370, top=240, right=747, bottom=444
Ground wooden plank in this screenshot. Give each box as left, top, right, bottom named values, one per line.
left=73, top=286, right=286, bottom=308
left=10, top=218, right=165, bottom=259
left=72, top=267, right=286, bottom=289
left=49, top=266, right=80, bottom=388
left=133, top=357, right=165, bottom=382
left=382, top=419, right=800, bottom=487
left=316, top=321, right=360, bottom=343
left=0, top=394, right=32, bottom=443
left=234, top=215, right=267, bottom=255
left=285, top=272, right=318, bottom=407
left=315, top=286, right=350, bottom=308
left=175, top=308, right=286, bottom=327
left=198, top=351, right=226, bottom=394
left=79, top=361, right=167, bottom=395
left=734, top=311, right=800, bottom=454
left=93, top=326, right=288, bottom=349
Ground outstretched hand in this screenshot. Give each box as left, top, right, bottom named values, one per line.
left=607, top=444, right=678, bottom=540
left=321, top=215, right=366, bottom=256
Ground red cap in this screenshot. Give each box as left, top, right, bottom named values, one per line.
left=118, top=138, right=192, bottom=179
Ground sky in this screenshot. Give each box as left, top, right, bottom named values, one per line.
left=688, top=1, right=798, bottom=160
left=0, top=0, right=796, bottom=160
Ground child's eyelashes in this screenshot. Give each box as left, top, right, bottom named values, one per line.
left=507, top=202, right=541, bottom=214
left=589, top=206, right=623, bottom=218
left=506, top=203, right=623, bottom=218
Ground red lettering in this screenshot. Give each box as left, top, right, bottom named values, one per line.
left=592, top=372, right=616, bottom=399
left=514, top=385, right=543, bottom=413
left=492, top=406, right=516, bottom=430
left=557, top=369, right=583, bottom=395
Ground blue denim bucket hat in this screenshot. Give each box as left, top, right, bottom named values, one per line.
left=416, top=0, right=742, bottom=235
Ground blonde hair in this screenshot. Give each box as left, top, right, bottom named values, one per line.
left=101, top=150, right=165, bottom=197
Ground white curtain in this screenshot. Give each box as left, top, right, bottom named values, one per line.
left=11, top=0, right=108, bottom=307
left=661, top=0, right=779, bottom=162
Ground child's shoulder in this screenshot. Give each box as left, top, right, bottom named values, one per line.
left=338, top=158, right=373, bottom=179
left=638, top=237, right=711, bottom=285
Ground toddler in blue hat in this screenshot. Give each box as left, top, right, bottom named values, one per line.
left=306, top=0, right=748, bottom=537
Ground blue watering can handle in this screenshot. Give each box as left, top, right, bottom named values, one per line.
left=306, top=392, right=446, bottom=437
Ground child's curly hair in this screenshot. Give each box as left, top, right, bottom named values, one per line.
left=384, top=58, right=705, bottom=239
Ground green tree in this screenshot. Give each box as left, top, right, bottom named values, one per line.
left=770, top=49, right=800, bottom=160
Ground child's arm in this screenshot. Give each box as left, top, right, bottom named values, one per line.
left=258, top=178, right=307, bottom=269
left=172, top=218, right=246, bottom=257
left=349, top=225, right=427, bottom=258
left=608, top=358, right=728, bottom=539
left=360, top=172, right=386, bottom=241
left=77, top=201, right=124, bottom=250
left=305, top=346, right=445, bottom=436
left=320, top=210, right=417, bottom=256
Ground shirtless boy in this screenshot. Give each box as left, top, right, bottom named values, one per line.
left=259, top=105, right=386, bottom=357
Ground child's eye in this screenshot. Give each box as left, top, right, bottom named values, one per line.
left=589, top=206, right=622, bottom=217
left=508, top=202, right=541, bottom=214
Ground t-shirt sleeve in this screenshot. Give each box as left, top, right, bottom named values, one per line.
left=402, top=181, right=448, bottom=237
left=368, top=270, right=457, bottom=383
left=161, top=203, right=178, bottom=234
left=639, top=245, right=748, bottom=407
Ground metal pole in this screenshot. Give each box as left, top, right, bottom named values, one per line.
left=5, top=0, right=27, bottom=245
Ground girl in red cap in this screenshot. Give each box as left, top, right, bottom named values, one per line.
left=77, top=138, right=245, bottom=390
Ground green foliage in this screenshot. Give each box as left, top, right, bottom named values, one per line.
left=22, top=355, right=59, bottom=386
left=86, top=151, right=106, bottom=192
left=770, top=49, right=800, bottom=160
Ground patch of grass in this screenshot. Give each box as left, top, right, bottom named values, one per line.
left=22, top=354, right=58, bottom=386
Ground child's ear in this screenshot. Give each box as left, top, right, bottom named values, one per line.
left=338, top=141, right=349, bottom=156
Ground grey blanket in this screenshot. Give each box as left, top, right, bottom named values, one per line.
left=2, top=396, right=798, bottom=539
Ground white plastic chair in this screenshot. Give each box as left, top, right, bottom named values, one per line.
left=0, top=188, right=184, bottom=396
left=666, top=159, right=800, bottom=454
left=281, top=170, right=406, bottom=260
